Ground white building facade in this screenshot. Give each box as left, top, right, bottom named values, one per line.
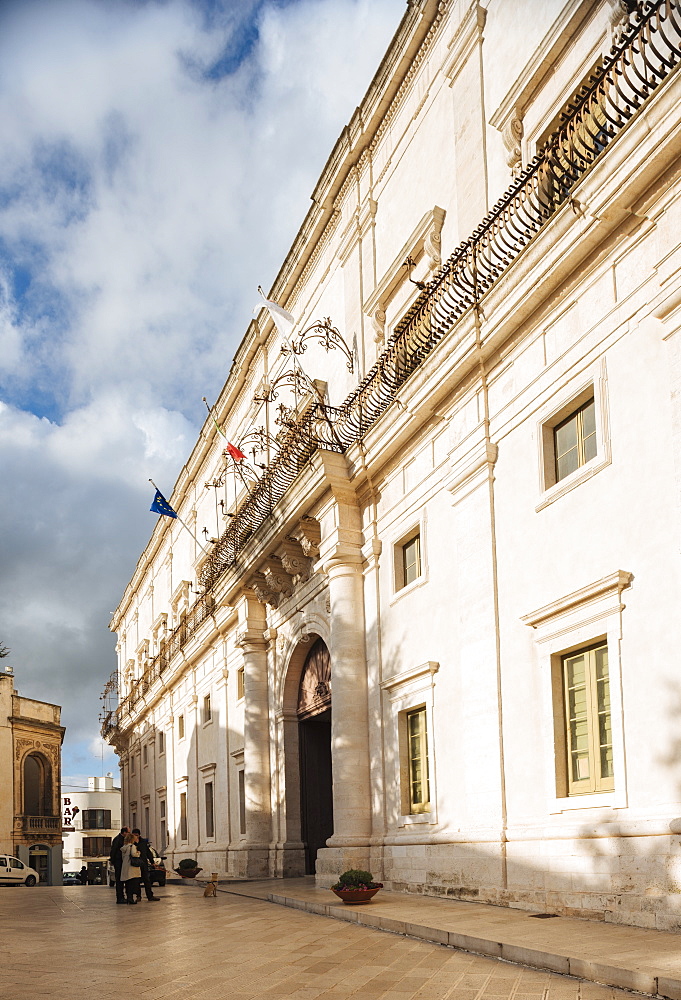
left=62, top=776, right=121, bottom=883
left=104, top=0, right=681, bottom=931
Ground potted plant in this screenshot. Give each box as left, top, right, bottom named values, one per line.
left=174, top=858, right=202, bottom=878
left=331, top=869, right=383, bottom=904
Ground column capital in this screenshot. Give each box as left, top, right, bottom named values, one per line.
left=235, top=629, right=267, bottom=654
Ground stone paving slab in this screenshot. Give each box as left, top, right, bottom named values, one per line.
left=218, top=879, right=681, bottom=1000
left=0, top=882, right=643, bottom=1000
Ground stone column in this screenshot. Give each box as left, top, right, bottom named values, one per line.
left=235, top=597, right=271, bottom=878
left=313, top=451, right=372, bottom=882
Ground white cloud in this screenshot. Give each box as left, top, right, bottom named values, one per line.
left=0, top=0, right=405, bottom=773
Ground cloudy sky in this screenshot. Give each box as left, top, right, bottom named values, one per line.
left=0, top=0, right=405, bottom=782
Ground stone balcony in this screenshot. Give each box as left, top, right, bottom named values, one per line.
left=15, top=815, right=61, bottom=834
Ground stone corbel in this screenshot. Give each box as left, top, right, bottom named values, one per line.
left=247, top=573, right=280, bottom=609
left=277, top=539, right=311, bottom=587
left=261, top=556, right=294, bottom=599
left=607, top=0, right=635, bottom=47
left=501, top=111, right=524, bottom=176
left=290, top=517, right=321, bottom=560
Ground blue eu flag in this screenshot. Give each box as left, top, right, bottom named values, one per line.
left=150, top=490, right=178, bottom=518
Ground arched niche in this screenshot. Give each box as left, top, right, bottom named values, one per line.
left=23, top=753, right=53, bottom=816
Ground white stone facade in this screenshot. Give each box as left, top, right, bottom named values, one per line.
left=61, top=776, right=122, bottom=882
left=104, top=0, right=681, bottom=931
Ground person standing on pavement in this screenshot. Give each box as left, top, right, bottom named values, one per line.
left=109, top=825, right=130, bottom=904
left=78, top=865, right=88, bottom=885
left=120, top=832, right=142, bottom=904
left=131, top=828, right=161, bottom=902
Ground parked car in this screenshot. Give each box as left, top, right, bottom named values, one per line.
left=0, top=855, right=40, bottom=886
left=108, top=845, right=167, bottom=887
left=62, top=871, right=82, bottom=886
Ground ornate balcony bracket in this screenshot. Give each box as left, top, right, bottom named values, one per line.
left=248, top=572, right=280, bottom=609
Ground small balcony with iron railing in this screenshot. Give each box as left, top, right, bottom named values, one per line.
left=101, top=0, right=681, bottom=741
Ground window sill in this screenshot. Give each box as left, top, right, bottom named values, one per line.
left=398, top=812, right=433, bottom=827
left=549, top=790, right=617, bottom=813
left=536, top=453, right=611, bottom=512
left=390, top=574, right=428, bottom=605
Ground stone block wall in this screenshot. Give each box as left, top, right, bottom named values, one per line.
left=376, top=835, right=681, bottom=931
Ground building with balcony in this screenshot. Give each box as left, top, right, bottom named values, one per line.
left=0, top=664, right=65, bottom=883
left=103, top=0, right=681, bottom=930
left=61, top=775, right=122, bottom=883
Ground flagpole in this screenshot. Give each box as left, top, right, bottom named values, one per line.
left=148, top=479, right=212, bottom=558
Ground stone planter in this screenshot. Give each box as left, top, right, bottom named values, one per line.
left=331, top=886, right=381, bottom=904
left=174, top=867, right=202, bottom=878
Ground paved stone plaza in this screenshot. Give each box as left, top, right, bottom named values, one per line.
left=0, top=883, right=645, bottom=1000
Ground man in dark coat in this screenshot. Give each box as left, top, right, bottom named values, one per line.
left=78, top=865, right=88, bottom=885
left=109, top=826, right=130, bottom=904
left=131, top=828, right=161, bottom=901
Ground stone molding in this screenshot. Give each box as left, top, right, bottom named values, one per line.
left=381, top=660, right=439, bottom=691
left=363, top=206, right=446, bottom=345
left=443, top=0, right=486, bottom=85
left=521, top=571, right=634, bottom=635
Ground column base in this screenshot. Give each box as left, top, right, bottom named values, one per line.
left=272, top=842, right=306, bottom=878
left=228, top=846, right=271, bottom=879
left=314, top=844, right=375, bottom=886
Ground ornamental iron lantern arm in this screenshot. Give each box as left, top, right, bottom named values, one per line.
left=285, top=317, right=355, bottom=374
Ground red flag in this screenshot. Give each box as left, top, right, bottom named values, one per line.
left=226, top=442, right=246, bottom=462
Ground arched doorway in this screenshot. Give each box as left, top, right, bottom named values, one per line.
left=297, top=638, right=333, bottom=874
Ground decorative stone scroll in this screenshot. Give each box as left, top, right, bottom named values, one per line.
left=290, top=518, right=321, bottom=560
left=278, top=539, right=312, bottom=587
left=262, top=556, right=294, bottom=599
left=248, top=573, right=280, bottom=609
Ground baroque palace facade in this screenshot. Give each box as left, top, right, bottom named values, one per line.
left=1, top=664, right=64, bottom=883
left=103, top=0, right=681, bottom=930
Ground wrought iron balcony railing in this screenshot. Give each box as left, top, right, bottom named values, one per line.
left=102, top=0, right=680, bottom=739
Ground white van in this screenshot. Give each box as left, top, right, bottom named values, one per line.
left=0, top=855, right=39, bottom=886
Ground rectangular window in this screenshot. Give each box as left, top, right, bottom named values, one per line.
left=406, top=707, right=430, bottom=814
left=238, top=770, right=246, bottom=835
left=237, top=667, right=244, bottom=701
left=179, top=792, right=187, bottom=842
left=205, top=782, right=214, bottom=839
left=130, top=754, right=136, bottom=776
left=131, top=811, right=137, bottom=831
left=160, top=799, right=167, bottom=848
left=562, top=642, right=614, bottom=795
left=144, top=806, right=150, bottom=840
left=203, top=694, right=212, bottom=724
left=178, top=715, right=185, bottom=739
left=142, top=744, right=148, bottom=767
left=158, top=731, right=165, bottom=755
left=82, top=837, right=111, bottom=857
left=402, top=534, right=421, bottom=587
left=82, top=809, right=112, bottom=830
left=554, top=398, right=596, bottom=483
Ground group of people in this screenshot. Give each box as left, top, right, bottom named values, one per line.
left=109, top=826, right=162, bottom=904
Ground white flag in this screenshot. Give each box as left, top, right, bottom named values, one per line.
left=255, top=287, right=295, bottom=347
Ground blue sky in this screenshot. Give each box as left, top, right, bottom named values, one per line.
left=0, top=0, right=405, bottom=780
